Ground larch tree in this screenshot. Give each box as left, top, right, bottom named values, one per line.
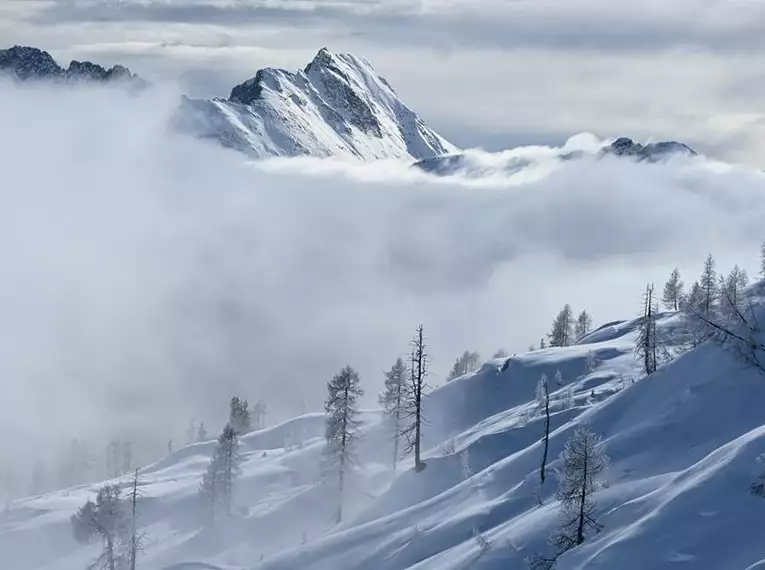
left=71, top=484, right=129, bottom=570
left=720, top=265, right=749, bottom=320
left=549, top=305, right=575, bottom=347
left=529, top=427, right=609, bottom=570
left=635, top=283, right=658, bottom=376
left=324, top=366, right=364, bottom=522
left=379, top=357, right=407, bottom=469
left=574, top=311, right=592, bottom=341
left=199, top=424, right=242, bottom=525
left=662, top=268, right=684, bottom=311
left=537, top=374, right=551, bottom=485
left=196, top=422, right=207, bottom=442
left=447, top=350, right=481, bottom=381
left=229, top=397, right=252, bottom=434
left=402, top=325, right=428, bottom=473
left=699, top=254, right=718, bottom=318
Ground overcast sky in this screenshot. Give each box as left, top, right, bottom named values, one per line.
left=3, top=0, right=765, bottom=162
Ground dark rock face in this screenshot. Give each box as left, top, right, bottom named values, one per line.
left=0, top=45, right=148, bottom=89
left=603, top=137, right=697, bottom=161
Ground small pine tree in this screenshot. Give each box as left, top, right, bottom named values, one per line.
left=379, top=357, right=407, bottom=469
left=324, top=366, right=364, bottom=522
left=720, top=265, right=749, bottom=319
left=662, top=268, right=684, bottom=311
left=574, top=311, right=592, bottom=341
left=549, top=305, right=574, bottom=347
left=540, top=338, right=547, bottom=350
left=493, top=348, right=509, bottom=359
left=761, top=241, right=765, bottom=278
left=554, top=369, right=564, bottom=387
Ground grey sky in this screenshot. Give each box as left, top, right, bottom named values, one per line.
left=3, top=0, right=765, bottom=161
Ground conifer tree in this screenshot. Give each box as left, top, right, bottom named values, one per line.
left=186, top=421, right=196, bottom=445
left=636, top=283, right=658, bottom=375
left=324, top=366, right=363, bottom=522
left=699, top=254, right=718, bottom=318
left=199, top=425, right=242, bottom=524
left=229, top=397, right=252, bottom=434
left=197, top=422, right=207, bottom=442
left=71, top=484, right=129, bottom=570
left=549, top=305, right=574, bottom=347
left=662, top=268, right=684, bottom=311
left=379, top=357, right=407, bottom=469
left=537, top=375, right=551, bottom=485
left=401, top=325, right=428, bottom=472
left=574, top=311, right=592, bottom=341
left=446, top=350, right=481, bottom=381
left=529, top=427, right=609, bottom=570
left=761, top=241, right=765, bottom=278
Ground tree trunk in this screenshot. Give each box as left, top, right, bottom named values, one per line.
left=130, top=470, right=138, bottom=570
left=338, top=384, right=349, bottom=522
left=576, top=447, right=589, bottom=545
left=540, top=389, right=550, bottom=484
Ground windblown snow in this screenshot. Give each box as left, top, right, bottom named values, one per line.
left=5, top=282, right=765, bottom=570
left=176, top=48, right=458, bottom=161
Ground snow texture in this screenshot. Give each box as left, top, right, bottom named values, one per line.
left=5, top=282, right=765, bottom=570
left=176, top=48, right=459, bottom=161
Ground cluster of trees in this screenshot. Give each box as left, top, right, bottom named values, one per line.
left=536, top=306, right=593, bottom=350
left=324, top=325, right=430, bottom=522
left=70, top=472, right=143, bottom=570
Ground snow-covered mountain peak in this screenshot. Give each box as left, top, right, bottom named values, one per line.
left=178, top=48, right=458, bottom=160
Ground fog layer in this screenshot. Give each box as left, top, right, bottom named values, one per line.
left=0, top=81, right=763, bottom=467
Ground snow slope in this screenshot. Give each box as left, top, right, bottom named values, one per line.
left=4, top=286, right=765, bottom=570
left=176, top=48, right=458, bottom=161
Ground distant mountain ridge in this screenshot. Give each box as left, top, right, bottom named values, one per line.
left=0, top=45, right=148, bottom=89
left=414, top=136, right=698, bottom=177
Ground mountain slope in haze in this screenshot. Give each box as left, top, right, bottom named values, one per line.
left=0, top=45, right=148, bottom=88
left=414, top=136, right=698, bottom=177
left=4, top=282, right=765, bottom=570
left=176, top=48, right=459, bottom=161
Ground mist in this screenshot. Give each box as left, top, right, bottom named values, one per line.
left=1, top=79, right=764, bottom=479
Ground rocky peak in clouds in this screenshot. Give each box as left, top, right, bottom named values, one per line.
left=0, top=45, right=148, bottom=89
left=602, top=137, right=697, bottom=161
left=177, top=47, right=458, bottom=161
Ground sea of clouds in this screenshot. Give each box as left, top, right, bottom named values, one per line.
left=1, top=79, right=763, bottom=468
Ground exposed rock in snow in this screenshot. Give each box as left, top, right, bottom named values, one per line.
left=0, top=45, right=148, bottom=89
left=602, top=136, right=697, bottom=161
left=176, top=47, right=459, bottom=161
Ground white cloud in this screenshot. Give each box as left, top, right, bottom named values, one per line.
left=0, top=81, right=763, bottom=469
left=5, top=0, right=765, bottom=161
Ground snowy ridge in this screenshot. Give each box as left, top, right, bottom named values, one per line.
left=413, top=135, right=698, bottom=178
left=176, top=48, right=458, bottom=161
left=4, top=288, right=765, bottom=569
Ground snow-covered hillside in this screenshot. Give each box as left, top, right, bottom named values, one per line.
left=5, top=282, right=765, bottom=570
left=176, top=48, right=458, bottom=161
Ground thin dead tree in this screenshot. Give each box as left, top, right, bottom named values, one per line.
left=402, top=325, right=428, bottom=472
